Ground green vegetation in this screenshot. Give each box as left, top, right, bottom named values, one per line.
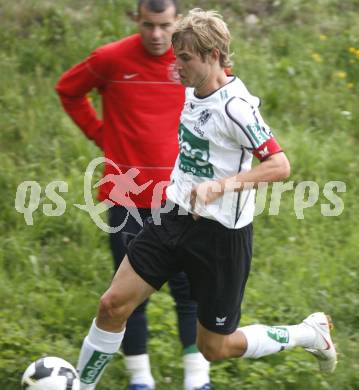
left=1, top=0, right=358, bottom=389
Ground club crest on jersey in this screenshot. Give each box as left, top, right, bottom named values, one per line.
left=168, top=63, right=181, bottom=83
left=193, top=109, right=212, bottom=137
left=198, top=109, right=212, bottom=126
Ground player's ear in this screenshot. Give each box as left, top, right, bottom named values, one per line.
left=210, top=48, right=220, bottom=63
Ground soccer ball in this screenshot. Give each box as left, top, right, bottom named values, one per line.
left=21, top=356, right=80, bottom=390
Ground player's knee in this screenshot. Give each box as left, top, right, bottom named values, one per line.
left=98, top=291, right=131, bottom=323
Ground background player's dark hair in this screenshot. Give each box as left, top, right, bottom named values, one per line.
left=137, top=0, right=180, bottom=16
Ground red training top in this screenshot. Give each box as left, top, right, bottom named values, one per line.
left=56, top=34, right=184, bottom=208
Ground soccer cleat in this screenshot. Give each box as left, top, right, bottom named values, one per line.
left=302, top=312, right=337, bottom=373
left=194, top=384, right=211, bottom=390
left=127, top=385, right=153, bottom=390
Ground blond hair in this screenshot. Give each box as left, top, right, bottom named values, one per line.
left=172, top=8, right=232, bottom=68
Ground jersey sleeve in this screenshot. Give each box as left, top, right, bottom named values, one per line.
left=225, top=96, right=282, bottom=161
left=55, top=48, right=109, bottom=148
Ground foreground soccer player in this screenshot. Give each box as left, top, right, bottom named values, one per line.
left=76, top=8, right=337, bottom=389
left=57, top=1, right=210, bottom=389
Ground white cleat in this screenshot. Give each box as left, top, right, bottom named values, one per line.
left=302, top=312, right=337, bottom=373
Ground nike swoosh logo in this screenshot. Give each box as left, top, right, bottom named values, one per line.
left=321, top=334, right=331, bottom=350
left=123, top=73, right=138, bottom=80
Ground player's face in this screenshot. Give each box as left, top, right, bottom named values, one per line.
left=137, top=5, right=178, bottom=56
left=174, top=47, right=212, bottom=92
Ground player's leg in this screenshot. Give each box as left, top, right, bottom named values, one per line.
left=78, top=256, right=156, bottom=389
left=191, top=222, right=336, bottom=373
left=168, top=273, right=210, bottom=390
left=109, top=206, right=155, bottom=389
left=237, top=312, right=337, bottom=372
left=118, top=208, right=183, bottom=389
left=196, top=313, right=337, bottom=373
left=184, top=219, right=252, bottom=362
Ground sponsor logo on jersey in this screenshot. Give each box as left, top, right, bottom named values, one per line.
left=246, top=123, right=270, bottom=147
left=178, top=124, right=214, bottom=178
left=80, top=352, right=113, bottom=384
left=267, top=326, right=289, bottom=344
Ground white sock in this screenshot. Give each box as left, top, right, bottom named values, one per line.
left=240, top=322, right=316, bottom=359
left=77, top=318, right=125, bottom=389
left=286, top=323, right=317, bottom=348
left=183, top=352, right=210, bottom=390
left=124, top=354, right=155, bottom=389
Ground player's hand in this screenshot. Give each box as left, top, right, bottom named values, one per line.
left=190, top=180, right=224, bottom=219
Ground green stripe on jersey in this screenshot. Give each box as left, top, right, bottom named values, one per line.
left=246, top=124, right=270, bottom=147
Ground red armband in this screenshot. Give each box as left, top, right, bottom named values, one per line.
left=253, top=138, right=282, bottom=161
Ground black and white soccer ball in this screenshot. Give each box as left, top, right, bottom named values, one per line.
left=21, top=356, right=80, bottom=390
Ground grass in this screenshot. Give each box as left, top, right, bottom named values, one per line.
left=0, top=0, right=358, bottom=389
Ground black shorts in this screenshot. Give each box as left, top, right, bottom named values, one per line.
left=127, top=204, right=252, bottom=334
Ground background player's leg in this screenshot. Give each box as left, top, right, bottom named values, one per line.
left=169, top=273, right=210, bottom=390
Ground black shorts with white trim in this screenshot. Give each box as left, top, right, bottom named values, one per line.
left=127, top=202, right=253, bottom=334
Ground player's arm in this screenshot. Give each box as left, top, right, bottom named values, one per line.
left=192, top=152, right=289, bottom=206
left=191, top=97, right=290, bottom=205
left=55, top=49, right=107, bottom=148
left=220, top=150, right=290, bottom=192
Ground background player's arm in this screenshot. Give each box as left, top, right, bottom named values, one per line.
left=55, top=49, right=107, bottom=148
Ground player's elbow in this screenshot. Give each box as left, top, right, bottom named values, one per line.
left=54, top=76, right=64, bottom=95
left=278, top=153, right=291, bottom=179
left=271, top=152, right=291, bottom=181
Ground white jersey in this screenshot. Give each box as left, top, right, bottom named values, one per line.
left=166, top=76, right=279, bottom=229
